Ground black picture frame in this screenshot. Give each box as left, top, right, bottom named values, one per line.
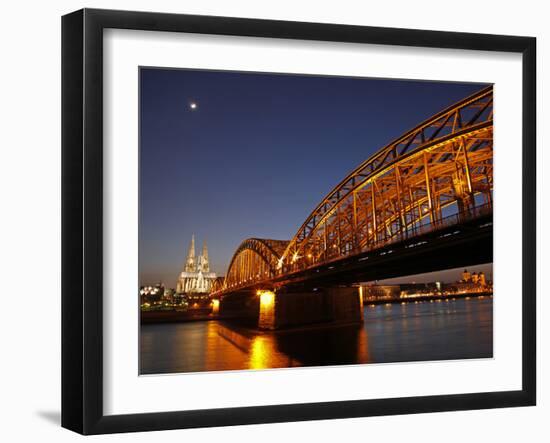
left=62, top=8, right=537, bottom=435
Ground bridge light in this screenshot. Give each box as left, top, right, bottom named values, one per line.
left=257, top=290, right=275, bottom=308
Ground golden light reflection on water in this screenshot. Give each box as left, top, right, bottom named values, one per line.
left=355, top=327, right=370, bottom=363
left=249, top=336, right=273, bottom=369
left=203, top=321, right=250, bottom=371
left=208, top=321, right=370, bottom=371
left=140, top=298, right=492, bottom=374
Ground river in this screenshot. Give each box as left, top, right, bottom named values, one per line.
left=140, top=296, right=492, bottom=374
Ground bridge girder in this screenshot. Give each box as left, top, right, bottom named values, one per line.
left=281, top=86, right=493, bottom=273
left=216, top=86, right=493, bottom=296
left=223, top=238, right=289, bottom=292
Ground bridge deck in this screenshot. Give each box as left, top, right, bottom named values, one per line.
left=218, top=213, right=492, bottom=297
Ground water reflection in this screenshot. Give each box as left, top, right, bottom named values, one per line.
left=140, top=297, right=492, bottom=374
left=250, top=336, right=279, bottom=369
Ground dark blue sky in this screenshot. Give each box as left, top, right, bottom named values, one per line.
left=139, top=67, right=490, bottom=286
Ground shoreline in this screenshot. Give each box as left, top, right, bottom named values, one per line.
left=364, top=290, right=493, bottom=306
left=140, top=291, right=492, bottom=325
left=140, top=310, right=217, bottom=324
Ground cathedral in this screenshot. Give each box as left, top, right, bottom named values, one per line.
left=176, top=235, right=217, bottom=294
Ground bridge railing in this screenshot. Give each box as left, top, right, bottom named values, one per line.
left=284, top=202, right=493, bottom=274
left=284, top=87, right=493, bottom=260
left=385, top=202, right=492, bottom=246
left=214, top=203, right=493, bottom=296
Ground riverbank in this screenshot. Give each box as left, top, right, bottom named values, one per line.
left=140, top=291, right=492, bottom=324
left=140, top=309, right=217, bottom=324
left=364, top=291, right=493, bottom=306
left=140, top=296, right=493, bottom=374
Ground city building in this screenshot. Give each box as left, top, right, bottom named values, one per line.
left=461, top=269, right=487, bottom=286
left=163, top=287, right=176, bottom=303
left=361, top=283, right=437, bottom=302
left=140, top=282, right=164, bottom=306
left=176, top=235, right=217, bottom=295
left=455, top=269, right=489, bottom=292
left=362, top=284, right=401, bottom=301
left=478, top=272, right=487, bottom=286
left=361, top=270, right=492, bottom=303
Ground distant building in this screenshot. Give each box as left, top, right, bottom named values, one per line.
left=459, top=269, right=487, bottom=288
left=362, top=284, right=401, bottom=301
left=140, top=282, right=164, bottom=305
left=478, top=272, right=486, bottom=286
left=361, top=274, right=491, bottom=301
left=163, top=287, right=176, bottom=303
left=361, top=283, right=439, bottom=302
left=176, top=235, right=217, bottom=295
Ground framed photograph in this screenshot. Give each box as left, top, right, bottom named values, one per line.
left=62, top=8, right=536, bottom=435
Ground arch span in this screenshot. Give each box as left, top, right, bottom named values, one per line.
left=223, top=238, right=289, bottom=291
left=280, top=86, right=493, bottom=272
left=217, top=86, right=493, bottom=293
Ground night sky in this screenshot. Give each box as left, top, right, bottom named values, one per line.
left=139, top=68, right=491, bottom=287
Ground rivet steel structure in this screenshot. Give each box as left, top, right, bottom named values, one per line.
left=217, top=86, right=493, bottom=295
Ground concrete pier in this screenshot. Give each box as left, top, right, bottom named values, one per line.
left=218, top=291, right=259, bottom=321
left=219, top=287, right=363, bottom=330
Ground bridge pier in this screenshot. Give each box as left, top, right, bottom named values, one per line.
left=257, top=287, right=363, bottom=330
left=211, top=298, right=220, bottom=316
left=219, top=290, right=259, bottom=321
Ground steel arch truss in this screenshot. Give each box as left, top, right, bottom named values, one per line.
left=281, top=86, right=493, bottom=272
left=224, top=238, right=289, bottom=291
left=218, top=86, right=493, bottom=294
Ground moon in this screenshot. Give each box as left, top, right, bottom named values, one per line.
left=189, top=102, right=198, bottom=110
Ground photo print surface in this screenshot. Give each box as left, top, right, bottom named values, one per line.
left=138, top=68, right=493, bottom=375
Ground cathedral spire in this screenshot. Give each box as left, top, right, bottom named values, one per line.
left=201, top=240, right=209, bottom=273
left=176, top=235, right=216, bottom=294
left=184, top=234, right=196, bottom=272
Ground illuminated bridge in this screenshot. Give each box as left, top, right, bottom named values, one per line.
left=213, top=86, right=493, bottom=329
